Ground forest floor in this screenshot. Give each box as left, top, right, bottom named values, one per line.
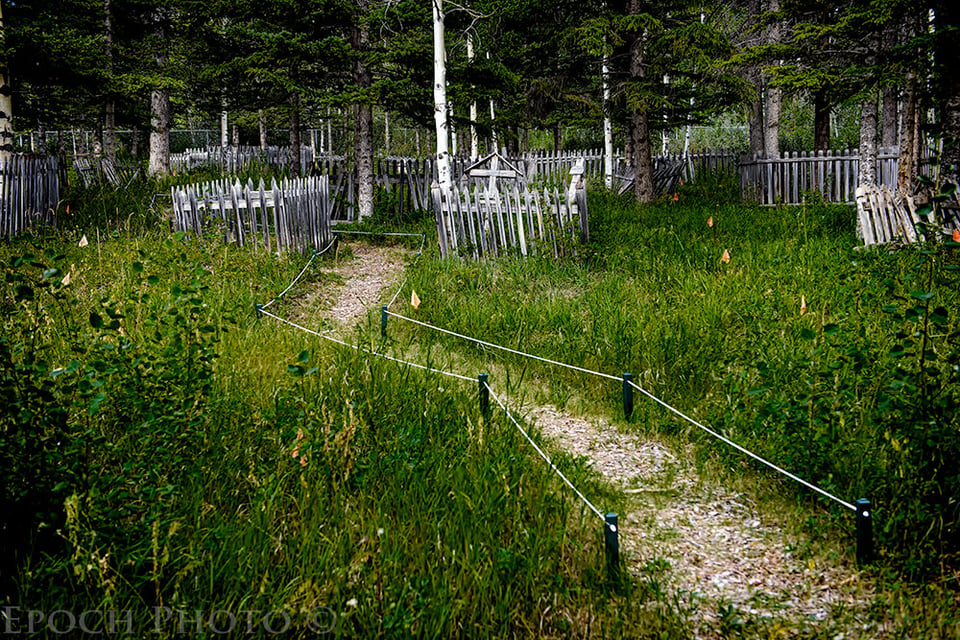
left=290, top=240, right=882, bottom=639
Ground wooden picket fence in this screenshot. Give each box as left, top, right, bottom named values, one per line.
left=0, top=155, right=60, bottom=239
left=524, top=148, right=738, bottom=187
left=170, top=146, right=317, bottom=174
left=74, top=157, right=142, bottom=187
left=171, top=176, right=332, bottom=253
left=856, top=184, right=960, bottom=247
left=432, top=165, right=588, bottom=259
left=739, top=148, right=900, bottom=205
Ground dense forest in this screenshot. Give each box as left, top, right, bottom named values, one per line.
left=2, top=0, right=959, bottom=203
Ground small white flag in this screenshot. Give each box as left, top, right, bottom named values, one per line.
left=78, top=235, right=88, bottom=247
left=411, top=289, right=421, bottom=309
left=61, top=271, right=71, bottom=285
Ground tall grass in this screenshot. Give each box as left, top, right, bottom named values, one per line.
left=1, top=207, right=674, bottom=636
left=400, top=176, right=959, bottom=577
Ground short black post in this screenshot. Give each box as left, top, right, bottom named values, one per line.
left=622, top=373, right=633, bottom=421
left=856, top=498, right=873, bottom=566
left=255, top=303, right=263, bottom=319
left=605, top=513, right=620, bottom=584
left=381, top=305, right=388, bottom=339
left=479, top=373, right=490, bottom=421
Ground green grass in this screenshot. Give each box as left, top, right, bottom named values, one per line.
left=3, top=174, right=959, bottom=637
left=1, top=189, right=671, bottom=637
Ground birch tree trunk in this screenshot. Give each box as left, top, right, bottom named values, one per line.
left=0, top=2, right=14, bottom=167
left=432, top=0, right=452, bottom=192
left=603, top=51, right=614, bottom=189
left=858, top=89, right=878, bottom=187
left=353, top=6, right=374, bottom=218
left=467, top=35, right=479, bottom=161
left=259, top=110, right=268, bottom=150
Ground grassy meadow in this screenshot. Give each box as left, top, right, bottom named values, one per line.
left=2, top=171, right=959, bottom=637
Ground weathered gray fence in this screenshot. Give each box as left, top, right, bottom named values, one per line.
left=74, top=157, right=142, bottom=187
left=739, top=148, right=901, bottom=205
left=0, top=155, right=60, bottom=239
left=432, top=165, right=588, bottom=260
left=171, top=176, right=332, bottom=253
left=170, top=146, right=317, bottom=174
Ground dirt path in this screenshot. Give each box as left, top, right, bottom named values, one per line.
left=290, top=242, right=411, bottom=331
left=295, top=243, right=878, bottom=638
left=528, top=406, right=876, bottom=638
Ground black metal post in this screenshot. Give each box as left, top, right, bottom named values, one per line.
left=622, top=373, right=633, bottom=421
left=605, top=513, right=620, bottom=584
left=856, top=498, right=873, bottom=566
left=479, top=373, right=490, bottom=421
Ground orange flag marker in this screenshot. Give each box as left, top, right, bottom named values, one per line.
left=721, top=249, right=730, bottom=263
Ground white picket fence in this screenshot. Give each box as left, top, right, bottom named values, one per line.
left=171, top=176, right=332, bottom=253
left=432, top=164, right=588, bottom=259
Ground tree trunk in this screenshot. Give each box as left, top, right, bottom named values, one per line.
left=0, top=3, right=13, bottom=166
left=258, top=110, right=268, bottom=150
left=220, top=109, right=228, bottom=148
left=354, top=7, right=374, bottom=218
left=937, top=2, right=960, bottom=187
left=289, top=100, right=301, bottom=178
left=881, top=86, right=898, bottom=149
left=93, top=125, right=104, bottom=158
left=432, top=0, right=451, bottom=191
left=763, top=0, right=781, bottom=159
left=858, top=89, right=878, bottom=188
left=764, top=86, right=780, bottom=159
left=897, top=73, right=918, bottom=194
left=813, top=88, right=831, bottom=152
left=629, top=0, right=654, bottom=202
left=148, top=89, right=171, bottom=176
left=147, top=7, right=170, bottom=177
left=103, top=0, right=116, bottom=162
left=632, top=108, right=654, bottom=202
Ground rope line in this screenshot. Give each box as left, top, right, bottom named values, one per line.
left=259, top=240, right=854, bottom=515
left=258, top=307, right=474, bottom=383
left=386, top=310, right=857, bottom=512
left=257, top=304, right=607, bottom=528
left=627, top=380, right=856, bottom=511
left=386, top=311, right=622, bottom=382
left=484, top=381, right=608, bottom=526
left=261, top=235, right=337, bottom=310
